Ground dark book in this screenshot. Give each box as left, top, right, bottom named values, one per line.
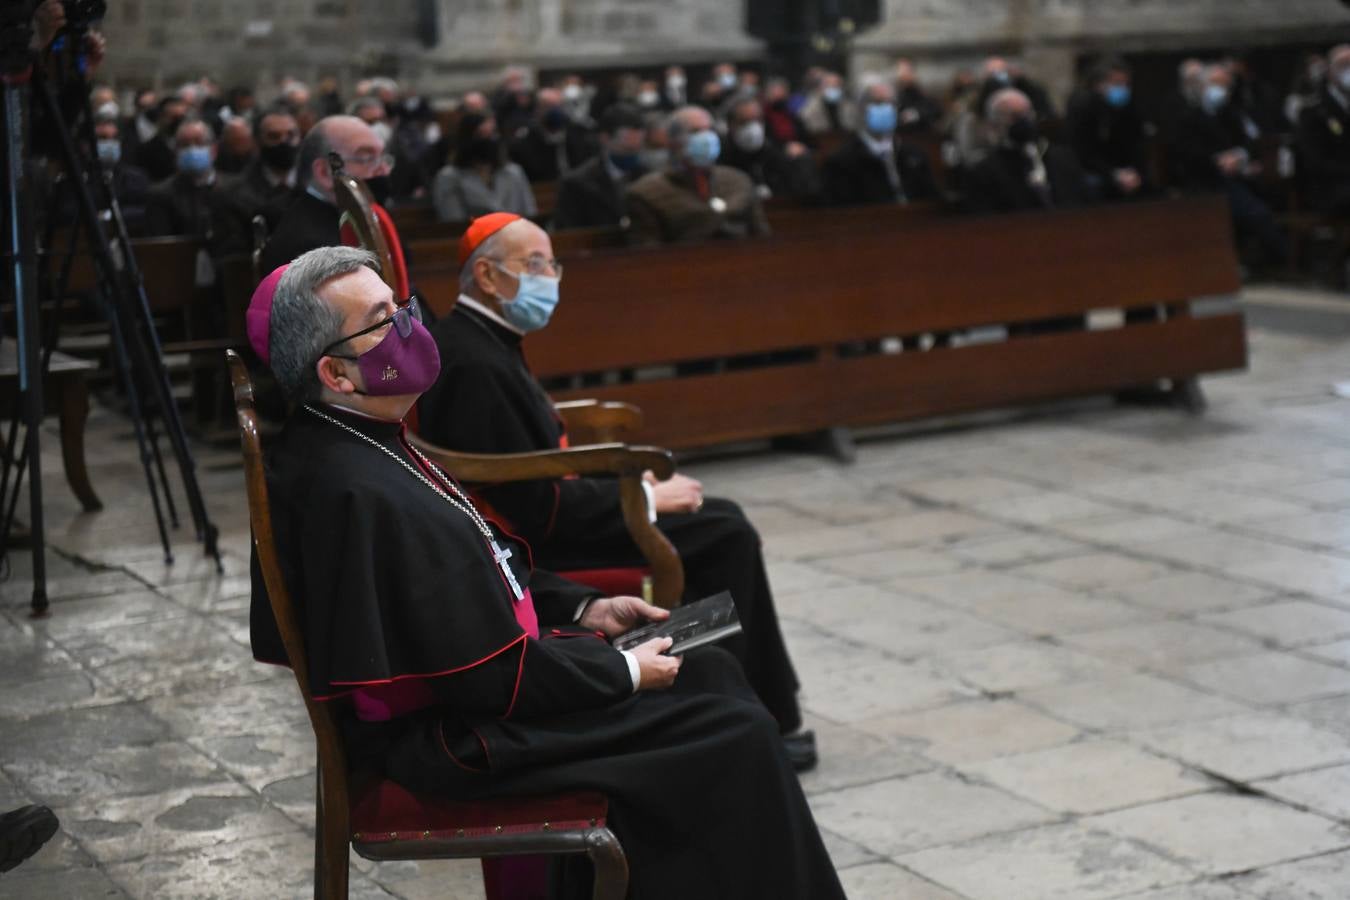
left=612, top=590, right=741, bottom=656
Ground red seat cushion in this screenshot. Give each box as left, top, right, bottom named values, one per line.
left=558, top=567, right=650, bottom=598
left=350, top=775, right=608, bottom=844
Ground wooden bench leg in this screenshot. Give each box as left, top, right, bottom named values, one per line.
left=57, top=377, right=102, bottom=512
left=1174, top=377, right=1208, bottom=415
left=586, top=828, right=629, bottom=900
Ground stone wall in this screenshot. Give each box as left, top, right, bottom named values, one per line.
left=91, top=0, right=1350, bottom=97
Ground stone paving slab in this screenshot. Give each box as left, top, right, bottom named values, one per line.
left=6, top=306, right=1350, bottom=897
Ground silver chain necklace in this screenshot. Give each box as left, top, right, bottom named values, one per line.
left=304, top=404, right=525, bottom=601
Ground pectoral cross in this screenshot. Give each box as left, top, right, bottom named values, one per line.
left=491, top=540, right=525, bottom=602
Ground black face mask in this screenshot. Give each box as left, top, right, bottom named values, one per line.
left=161, top=117, right=183, bottom=137
left=542, top=107, right=568, bottom=132
left=364, top=175, right=392, bottom=206
left=1007, top=117, right=1038, bottom=146
left=260, top=142, right=298, bottom=171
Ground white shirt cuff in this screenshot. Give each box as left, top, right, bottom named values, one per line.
left=641, top=480, right=657, bottom=523
left=620, top=650, right=641, bottom=692
left=573, top=598, right=592, bottom=622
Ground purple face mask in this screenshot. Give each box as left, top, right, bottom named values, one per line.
left=321, top=297, right=442, bottom=397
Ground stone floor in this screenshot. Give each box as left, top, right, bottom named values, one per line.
left=4, top=287, right=1350, bottom=898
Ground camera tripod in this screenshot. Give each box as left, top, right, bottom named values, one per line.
left=1, top=1, right=220, bottom=615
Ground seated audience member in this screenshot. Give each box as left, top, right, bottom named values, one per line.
left=256, top=115, right=394, bottom=275
left=660, top=65, right=688, bottom=111
left=1287, top=51, right=1329, bottom=127
left=720, top=97, right=821, bottom=204
left=823, top=79, right=939, bottom=206
left=963, top=88, right=1092, bottom=213
left=508, top=87, right=598, bottom=182
left=552, top=103, right=647, bottom=231
left=417, top=212, right=817, bottom=768
left=1160, top=58, right=1210, bottom=149
left=134, top=95, right=189, bottom=182
left=799, top=71, right=856, bottom=135
left=1066, top=57, right=1150, bottom=200
left=1297, top=44, right=1350, bottom=215
left=432, top=113, right=536, bottom=223
left=762, top=76, right=810, bottom=146
left=492, top=67, right=536, bottom=137
left=315, top=75, right=343, bottom=117
left=91, top=112, right=151, bottom=233
left=894, top=58, right=941, bottom=135
left=625, top=105, right=769, bottom=244
left=144, top=117, right=248, bottom=255
left=955, top=57, right=1055, bottom=170
left=1168, top=64, right=1286, bottom=264
left=121, top=88, right=159, bottom=160
left=227, top=106, right=301, bottom=217
left=215, top=116, right=256, bottom=174
left=247, top=246, right=845, bottom=900
left=1224, top=52, right=1284, bottom=135
left=219, top=85, right=256, bottom=124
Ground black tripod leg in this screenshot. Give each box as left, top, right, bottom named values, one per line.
left=4, top=65, right=47, bottom=615
left=140, top=405, right=179, bottom=528
left=34, top=71, right=176, bottom=565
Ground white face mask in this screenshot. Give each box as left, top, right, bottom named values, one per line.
left=370, top=121, right=393, bottom=144
left=637, top=90, right=659, bottom=107
left=563, top=83, right=583, bottom=101
left=733, top=120, right=765, bottom=153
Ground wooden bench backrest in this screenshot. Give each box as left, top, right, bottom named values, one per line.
left=522, top=195, right=1240, bottom=375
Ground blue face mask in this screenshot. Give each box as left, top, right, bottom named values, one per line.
left=1202, top=84, right=1228, bottom=114
left=865, top=103, right=898, bottom=135
left=497, top=265, right=560, bottom=333
left=683, top=129, right=721, bottom=169
left=176, top=145, right=213, bottom=174
left=1103, top=84, right=1131, bottom=108
left=96, top=139, right=122, bottom=166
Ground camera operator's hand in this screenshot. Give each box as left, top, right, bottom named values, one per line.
left=29, top=1, right=66, bottom=52
left=83, top=30, right=106, bottom=74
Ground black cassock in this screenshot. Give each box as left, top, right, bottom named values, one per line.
left=250, top=406, right=844, bottom=900
left=418, top=305, right=803, bottom=733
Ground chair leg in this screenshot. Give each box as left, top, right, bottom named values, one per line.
left=314, top=769, right=350, bottom=900
left=586, top=828, right=628, bottom=900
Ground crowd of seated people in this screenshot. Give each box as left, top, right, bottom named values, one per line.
left=74, top=45, right=1350, bottom=272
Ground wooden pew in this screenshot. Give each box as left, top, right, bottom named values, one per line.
left=410, top=195, right=1246, bottom=451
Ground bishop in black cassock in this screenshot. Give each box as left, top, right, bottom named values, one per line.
left=247, top=247, right=845, bottom=900
left=416, top=213, right=814, bottom=766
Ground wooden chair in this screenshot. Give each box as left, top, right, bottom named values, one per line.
left=229, top=349, right=632, bottom=900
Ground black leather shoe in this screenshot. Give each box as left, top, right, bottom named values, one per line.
left=783, top=730, right=818, bottom=773
left=0, top=805, right=59, bottom=873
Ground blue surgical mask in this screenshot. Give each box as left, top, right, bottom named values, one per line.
left=1103, top=84, right=1131, bottom=108
left=176, top=145, right=213, bottom=174
left=865, top=103, right=898, bottom=135
left=497, top=265, right=560, bottom=333
left=823, top=86, right=843, bottom=103
left=96, top=139, right=122, bottom=166
left=683, top=129, right=721, bottom=169
left=1202, top=84, right=1228, bottom=114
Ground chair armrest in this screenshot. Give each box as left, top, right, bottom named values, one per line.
left=553, top=400, right=644, bottom=443
left=408, top=438, right=673, bottom=483
left=408, top=436, right=684, bottom=608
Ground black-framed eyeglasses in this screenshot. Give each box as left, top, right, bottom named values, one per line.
left=319, top=295, right=423, bottom=360
left=492, top=256, right=564, bottom=279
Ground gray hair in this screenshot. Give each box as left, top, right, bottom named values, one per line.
left=984, top=87, right=1030, bottom=124
left=270, top=246, right=379, bottom=403
left=459, top=229, right=510, bottom=294
left=295, top=118, right=336, bottom=189
left=347, top=96, right=385, bottom=119
left=664, top=105, right=710, bottom=148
